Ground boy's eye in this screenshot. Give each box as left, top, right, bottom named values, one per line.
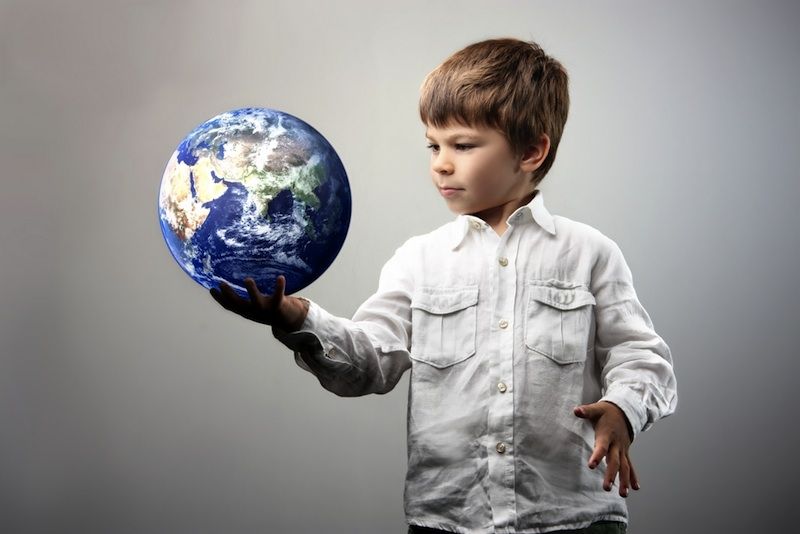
left=426, top=144, right=473, bottom=151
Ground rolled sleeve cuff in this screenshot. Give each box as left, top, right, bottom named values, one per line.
left=600, top=385, right=647, bottom=442
left=271, top=298, right=352, bottom=377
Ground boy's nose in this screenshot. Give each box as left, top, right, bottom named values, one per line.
left=432, top=156, right=453, bottom=174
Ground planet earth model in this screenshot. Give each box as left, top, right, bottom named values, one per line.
left=158, top=107, right=351, bottom=298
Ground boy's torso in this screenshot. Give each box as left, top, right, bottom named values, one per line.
left=400, top=197, right=628, bottom=532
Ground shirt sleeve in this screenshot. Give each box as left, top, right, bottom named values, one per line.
left=590, top=237, right=678, bottom=442
left=270, top=238, right=415, bottom=397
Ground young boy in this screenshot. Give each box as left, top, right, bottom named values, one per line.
left=210, top=37, right=677, bottom=534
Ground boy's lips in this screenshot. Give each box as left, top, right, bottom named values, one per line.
left=439, top=186, right=464, bottom=198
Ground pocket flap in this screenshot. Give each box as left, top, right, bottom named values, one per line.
left=411, top=285, right=479, bottom=314
left=528, top=284, right=596, bottom=310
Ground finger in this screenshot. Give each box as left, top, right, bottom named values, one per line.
left=210, top=288, right=227, bottom=308
left=630, top=459, right=640, bottom=490
left=604, top=445, right=620, bottom=492
left=575, top=402, right=604, bottom=420
left=219, top=281, right=248, bottom=308
left=210, top=287, right=228, bottom=308
left=588, top=438, right=609, bottom=469
left=210, top=287, right=238, bottom=313
left=270, top=275, right=286, bottom=310
left=619, top=453, right=631, bottom=497
left=210, top=287, right=221, bottom=302
left=244, top=278, right=263, bottom=307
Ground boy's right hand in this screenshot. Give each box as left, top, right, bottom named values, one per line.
left=209, top=275, right=309, bottom=333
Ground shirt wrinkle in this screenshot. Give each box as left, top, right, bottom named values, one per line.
left=272, top=188, right=677, bottom=533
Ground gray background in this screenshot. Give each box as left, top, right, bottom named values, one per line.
left=1, top=0, right=798, bottom=533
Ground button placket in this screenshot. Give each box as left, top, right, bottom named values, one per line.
left=485, top=224, right=521, bottom=532
left=486, top=230, right=519, bottom=532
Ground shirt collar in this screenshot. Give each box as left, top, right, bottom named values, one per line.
left=448, top=189, right=556, bottom=250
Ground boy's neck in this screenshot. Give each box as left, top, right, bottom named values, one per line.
left=469, top=189, right=538, bottom=237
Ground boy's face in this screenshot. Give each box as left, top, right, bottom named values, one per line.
left=424, top=122, right=548, bottom=218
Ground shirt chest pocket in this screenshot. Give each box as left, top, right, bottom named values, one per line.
left=524, top=283, right=596, bottom=364
left=410, top=285, right=479, bottom=369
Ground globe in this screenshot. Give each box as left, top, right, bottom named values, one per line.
left=158, top=107, right=351, bottom=298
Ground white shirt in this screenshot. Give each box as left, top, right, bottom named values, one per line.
left=272, top=189, right=677, bottom=534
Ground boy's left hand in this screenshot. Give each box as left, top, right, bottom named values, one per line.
left=573, top=401, right=639, bottom=498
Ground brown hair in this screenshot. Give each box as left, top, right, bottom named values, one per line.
left=419, top=37, right=570, bottom=187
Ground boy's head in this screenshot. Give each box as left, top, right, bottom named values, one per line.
left=419, top=38, right=570, bottom=215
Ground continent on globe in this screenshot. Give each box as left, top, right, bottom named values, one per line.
left=158, top=107, right=351, bottom=298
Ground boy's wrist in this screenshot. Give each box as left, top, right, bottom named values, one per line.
left=280, top=296, right=310, bottom=332
left=624, top=416, right=634, bottom=443
left=601, top=400, right=635, bottom=443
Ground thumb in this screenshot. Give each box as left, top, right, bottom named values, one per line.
left=573, top=402, right=603, bottom=419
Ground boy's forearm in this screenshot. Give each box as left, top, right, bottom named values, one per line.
left=272, top=296, right=412, bottom=397
left=592, top=239, right=678, bottom=440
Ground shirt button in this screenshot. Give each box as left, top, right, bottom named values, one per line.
left=498, top=319, right=508, bottom=329
left=496, top=442, right=506, bottom=454
left=471, top=220, right=482, bottom=230
left=497, top=382, right=507, bottom=393
left=498, top=257, right=508, bottom=266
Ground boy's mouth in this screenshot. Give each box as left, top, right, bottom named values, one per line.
left=439, top=187, right=464, bottom=198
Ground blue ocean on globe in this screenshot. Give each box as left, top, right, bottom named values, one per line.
left=158, top=107, right=351, bottom=298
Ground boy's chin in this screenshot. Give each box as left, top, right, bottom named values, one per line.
left=447, top=202, right=477, bottom=216
left=442, top=198, right=465, bottom=209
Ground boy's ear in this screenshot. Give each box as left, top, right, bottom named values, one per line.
left=518, top=133, right=551, bottom=173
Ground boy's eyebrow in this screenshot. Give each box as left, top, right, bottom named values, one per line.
left=424, top=131, right=482, bottom=141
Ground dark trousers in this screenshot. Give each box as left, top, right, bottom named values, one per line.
left=408, top=520, right=627, bottom=534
